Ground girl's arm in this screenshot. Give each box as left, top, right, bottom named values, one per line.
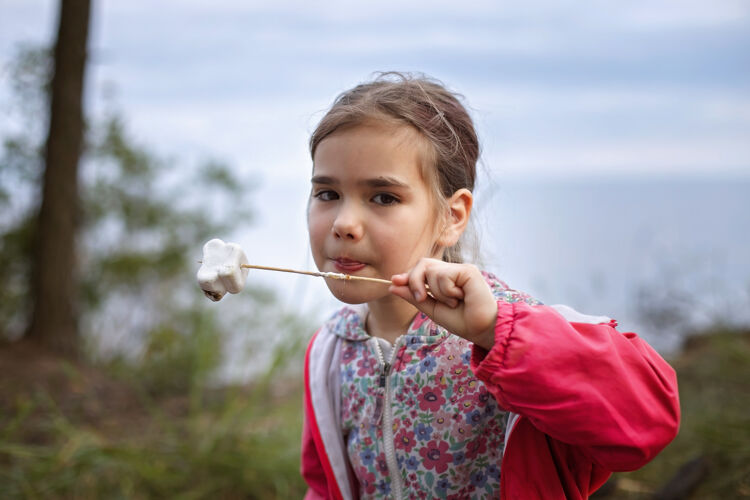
left=391, top=259, right=680, bottom=472
left=470, top=300, right=680, bottom=471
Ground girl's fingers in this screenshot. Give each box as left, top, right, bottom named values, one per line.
left=389, top=283, right=414, bottom=304
left=425, top=270, right=459, bottom=308
left=395, top=258, right=467, bottom=309
left=424, top=271, right=447, bottom=306
left=392, top=270, right=439, bottom=305
left=391, top=282, right=442, bottom=316
left=390, top=272, right=409, bottom=285
left=407, top=259, right=430, bottom=302
left=437, top=272, right=464, bottom=300
left=389, top=283, right=430, bottom=309
left=392, top=260, right=498, bottom=347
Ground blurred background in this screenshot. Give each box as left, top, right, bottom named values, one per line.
left=1, top=0, right=748, bottom=498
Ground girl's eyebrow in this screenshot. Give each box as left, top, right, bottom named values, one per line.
left=310, top=175, right=409, bottom=189
left=310, top=175, right=336, bottom=185
left=364, top=176, right=410, bottom=189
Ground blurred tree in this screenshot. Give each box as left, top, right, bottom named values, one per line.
left=1, top=44, right=256, bottom=374
left=26, top=0, right=91, bottom=356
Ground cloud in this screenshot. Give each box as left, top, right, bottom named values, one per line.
left=493, top=138, right=750, bottom=176
left=3, top=0, right=749, bottom=182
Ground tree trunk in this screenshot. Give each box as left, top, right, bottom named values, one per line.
left=26, top=0, right=91, bottom=357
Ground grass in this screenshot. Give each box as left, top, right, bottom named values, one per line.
left=0, top=333, right=308, bottom=499
left=0, top=381, right=307, bottom=499
left=605, top=328, right=750, bottom=499
left=1, top=326, right=748, bottom=498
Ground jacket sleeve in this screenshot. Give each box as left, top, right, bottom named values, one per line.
left=470, top=301, right=680, bottom=472
left=301, top=410, right=330, bottom=500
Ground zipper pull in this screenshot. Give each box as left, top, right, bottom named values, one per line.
left=374, top=362, right=391, bottom=425
left=379, top=363, right=391, bottom=388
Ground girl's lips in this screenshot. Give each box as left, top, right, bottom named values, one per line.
left=333, top=258, right=366, bottom=273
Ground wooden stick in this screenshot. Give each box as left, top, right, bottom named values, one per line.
left=239, top=263, right=393, bottom=285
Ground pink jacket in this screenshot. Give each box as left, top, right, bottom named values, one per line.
left=301, top=300, right=680, bottom=499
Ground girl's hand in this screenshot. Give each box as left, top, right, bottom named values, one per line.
left=390, top=258, right=497, bottom=350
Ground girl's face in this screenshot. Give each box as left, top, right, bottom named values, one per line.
left=308, top=122, right=444, bottom=305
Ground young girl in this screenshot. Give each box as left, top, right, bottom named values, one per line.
left=301, top=73, right=679, bottom=500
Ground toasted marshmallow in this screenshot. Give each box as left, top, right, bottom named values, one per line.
left=197, top=238, right=249, bottom=301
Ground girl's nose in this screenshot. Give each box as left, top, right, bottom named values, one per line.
left=332, top=203, right=363, bottom=241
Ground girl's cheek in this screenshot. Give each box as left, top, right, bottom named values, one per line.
left=307, top=206, right=326, bottom=230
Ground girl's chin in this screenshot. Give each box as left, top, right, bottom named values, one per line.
left=325, top=280, right=386, bottom=305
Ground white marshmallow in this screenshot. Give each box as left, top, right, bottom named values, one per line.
left=197, top=238, right=249, bottom=301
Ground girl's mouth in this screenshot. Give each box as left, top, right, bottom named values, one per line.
left=333, top=258, right=366, bottom=273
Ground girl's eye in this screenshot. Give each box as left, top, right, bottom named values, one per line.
left=314, top=190, right=339, bottom=201
left=372, top=193, right=399, bottom=206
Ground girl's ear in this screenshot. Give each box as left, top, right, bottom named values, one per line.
left=437, top=188, right=473, bottom=248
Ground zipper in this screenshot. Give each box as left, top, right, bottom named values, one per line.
left=371, top=336, right=404, bottom=500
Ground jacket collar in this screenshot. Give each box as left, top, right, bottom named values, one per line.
left=324, top=304, right=446, bottom=343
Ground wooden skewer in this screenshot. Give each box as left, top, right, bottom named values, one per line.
left=198, top=260, right=391, bottom=285
left=238, top=264, right=433, bottom=294
left=238, top=263, right=393, bottom=285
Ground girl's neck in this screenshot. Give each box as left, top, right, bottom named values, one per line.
left=365, top=295, right=418, bottom=345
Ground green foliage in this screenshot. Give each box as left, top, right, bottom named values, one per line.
left=609, top=329, right=750, bottom=498
left=78, top=114, right=252, bottom=316
left=0, top=216, right=35, bottom=338
left=132, top=309, right=223, bottom=398
left=0, top=359, right=307, bottom=499
left=0, top=42, right=313, bottom=499
left=0, top=284, right=311, bottom=497
left=0, top=45, right=49, bottom=222
left=0, top=47, right=49, bottom=339
left=0, top=44, right=255, bottom=352
left=6, top=44, right=51, bottom=124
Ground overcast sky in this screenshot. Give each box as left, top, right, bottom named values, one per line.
left=2, top=0, right=749, bottom=321
left=3, top=0, right=750, bottom=179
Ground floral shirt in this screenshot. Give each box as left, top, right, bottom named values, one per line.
left=328, top=273, right=540, bottom=499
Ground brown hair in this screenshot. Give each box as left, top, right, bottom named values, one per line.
left=309, top=72, right=480, bottom=263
